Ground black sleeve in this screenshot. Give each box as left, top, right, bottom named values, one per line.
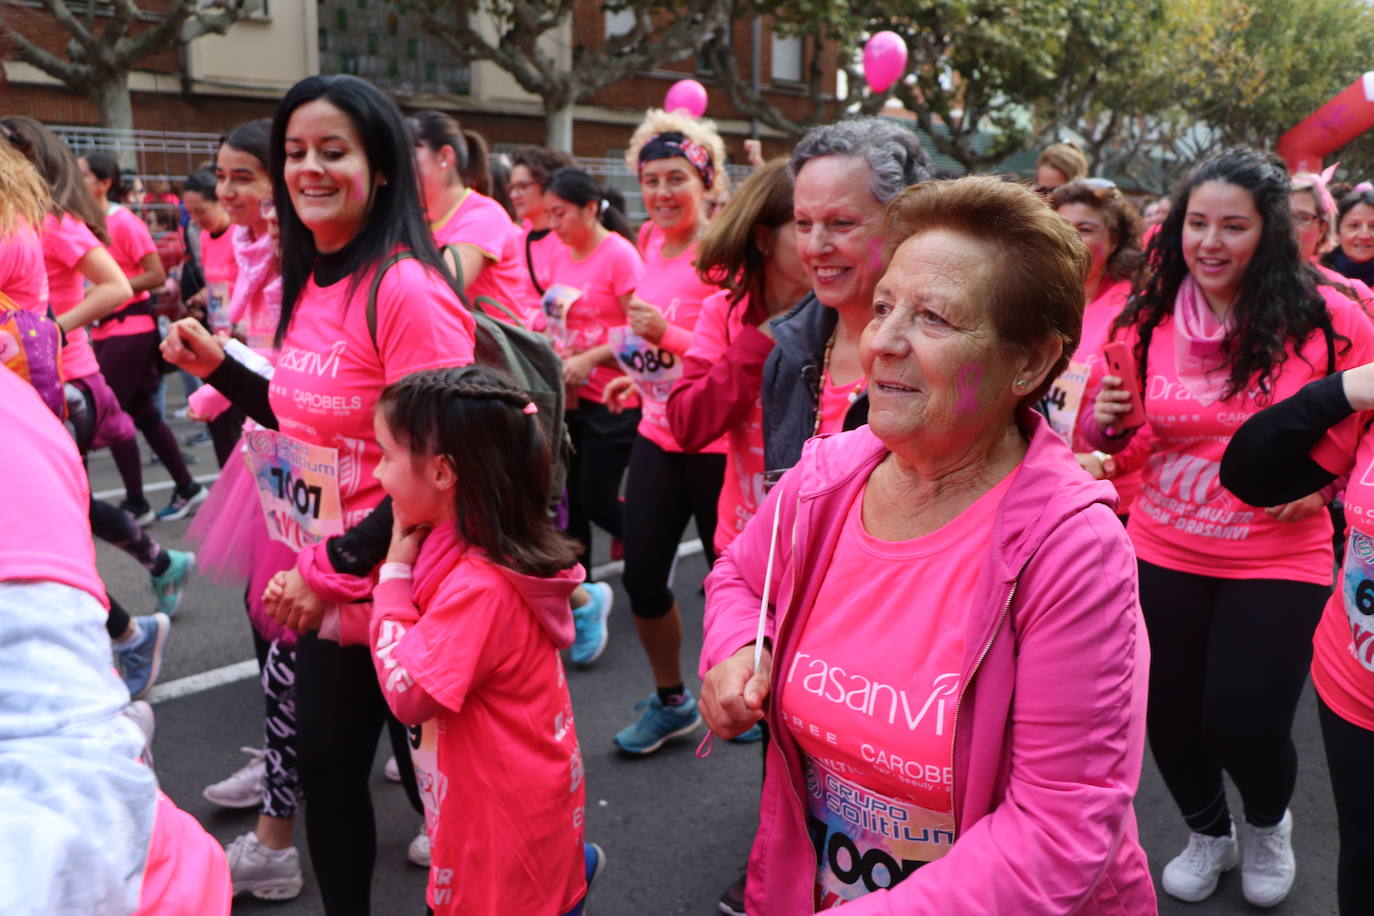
left=205, top=357, right=277, bottom=429
left=1220, top=371, right=1352, bottom=506
left=325, top=497, right=393, bottom=576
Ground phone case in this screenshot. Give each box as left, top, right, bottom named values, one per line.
left=1103, top=341, right=1148, bottom=429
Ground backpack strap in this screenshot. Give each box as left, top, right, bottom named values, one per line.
left=365, top=251, right=419, bottom=353
left=525, top=228, right=551, bottom=297
left=472, top=295, right=522, bottom=326
left=1324, top=317, right=1336, bottom=376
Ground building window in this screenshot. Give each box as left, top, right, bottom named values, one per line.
left=772, top=33, right=802, bottom=83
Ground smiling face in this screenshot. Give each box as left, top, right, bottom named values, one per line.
left=793, top=154, right=888, bottom=314
left=861, top=229, right=1034, bottom=462
left=1181, top=180, right=1262, bottom=314
left=1056, top=201, right=1114, bottom=288
left=283, top=98, right=376, bottom=253
left=1339, top=201, right=1374, bottom=265
left=1290, top=189, right=1324, bottom=261
left=372, top=409, right=453, bottom=530
left=639, top=156, right=705, bottom=239
left=215, top=143, right=272, bottom=233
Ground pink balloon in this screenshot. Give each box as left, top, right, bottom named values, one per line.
left=664, top=79, right=708, bottom=119
left=863, top=31, right=908, bottom=93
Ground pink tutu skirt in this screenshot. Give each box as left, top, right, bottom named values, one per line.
left=187, top=443, right=298, bottom=646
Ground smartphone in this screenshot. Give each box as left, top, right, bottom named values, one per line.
left=1102, top=342, right=1148, bottom=430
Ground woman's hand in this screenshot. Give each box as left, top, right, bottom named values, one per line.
left=626, top=298, right=668, bottom=344
left=701, top=644, right=772, bottom=739
left=1093, top=375, right=1136, bottom=435
left=1266, top=491, right=1327, bottom=524
left=562, top=351, right=596, bottom=388
left=263, top=567, right=329, bottom=633
left=1075, top=451, right=1118, bottom=480
left=161, top=317, right=226, bottom=379
left=387, top=511, right=430, bottom=566
left=602, top=375, right=639, bottom=414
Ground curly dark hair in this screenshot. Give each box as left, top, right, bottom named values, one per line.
left=1050, top=181, right=1144, bottom=285
left=1112, top=147, right=1338, bottom=402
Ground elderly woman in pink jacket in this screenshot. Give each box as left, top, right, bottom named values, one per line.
left=699, top=176, right=1156, bottom=914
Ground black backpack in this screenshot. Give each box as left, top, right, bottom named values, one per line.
left=365, top=250, right=571, bottom=506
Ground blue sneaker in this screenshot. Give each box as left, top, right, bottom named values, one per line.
left=561, top=843, right=606, bottom=916
left=150, top=549, right=195, bottom=617
left=729, top=722, right=765, bottom=744
left=614, top=692, right=701, bottom=755
left=115, top=613, right=170, bottom=700
left=156, top=482, right=207, bottom=521
left=571, top=582, right=613, bottom=666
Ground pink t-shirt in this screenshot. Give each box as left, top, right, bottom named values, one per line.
left=432, top=190, right=538, bottom=327
left=818, top=371, right=865, bottom=436
left=516, top=228, right=560, bottom=326
left=0, top=364, right=107, bottom=607
left=617, top=236, right=723, bottom=453
left=41, top=212, right=103, bottom=381
left=543, top=232, right=643, bottom=404
left=268, top=254, right=475, bottom=527
left=200, top=225, right=239, bottom=334
left=781, top=469, right=1015, bottom=908
left=91, top=205, right=157, bottom=340
left=1122, top=296, right=1374, bottom=585
left=0, top=220, right=48, bottom=313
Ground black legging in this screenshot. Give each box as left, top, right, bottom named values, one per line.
left=94, top=331, right=193, bottom=493
left=294, top=633, right=422, bottom=915
left=209, top=406, right=246, bottom=468
left=621, top=435, right=724, bottom=617
left=1137, top=560, right=1327, bottom=834
left=563, top=401, right=639, bottom=574
left=1318, top=696, right=1374, bottom=914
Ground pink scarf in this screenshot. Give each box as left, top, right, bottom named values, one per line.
left=1173, top=275, right=1233, bottom=406
left=228, top=224, right=282, bottom=355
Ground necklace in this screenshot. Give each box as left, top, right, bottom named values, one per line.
left=813, top=332, right=868, bottom=437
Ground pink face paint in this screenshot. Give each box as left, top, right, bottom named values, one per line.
left=955, top=364, right=981, bottom=413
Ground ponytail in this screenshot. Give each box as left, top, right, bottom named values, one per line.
left=461, top=129, right=491, bottom=197
left=547, top=167, right=633, bottom=242
left=82, top=151, right=124, bottom=202
left=410, top=110, right=495, bottom=196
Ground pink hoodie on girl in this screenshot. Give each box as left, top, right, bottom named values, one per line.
left=370, top=521, right=587, bottom=916
left=701, top=414, right=1155, bottom=914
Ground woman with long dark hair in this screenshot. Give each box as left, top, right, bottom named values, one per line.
left=163, top=74, right=475, bottom=915
left=1089, top=148, right=1374, bottom=907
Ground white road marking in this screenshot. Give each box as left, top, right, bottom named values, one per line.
left=93, top=472, right=221, bottom=502
left=147, top=538, right=707, bottom=703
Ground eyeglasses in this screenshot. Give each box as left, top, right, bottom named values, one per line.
left=508, top=180, right=540, bottom=195
left=1292, top=212, right=1325, bottom=226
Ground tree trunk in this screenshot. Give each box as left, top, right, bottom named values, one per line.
left=91, top=74, right=138, bottom=171
left=546, top=102, right=574, bottom=153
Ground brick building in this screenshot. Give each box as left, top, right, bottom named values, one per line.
left=2, top=1, right=841, bottom=166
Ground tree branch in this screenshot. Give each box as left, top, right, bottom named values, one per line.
left=0, top=19, right=87, bottom=84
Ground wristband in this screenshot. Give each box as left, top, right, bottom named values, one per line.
left=379, top=562, right=413, bottom=583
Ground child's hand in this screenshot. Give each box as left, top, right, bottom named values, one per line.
left=262, top=568, right=328, bottom=632
left=388, top=511, right=430, bottom=566
left=602, top=375, right=638, bottom=414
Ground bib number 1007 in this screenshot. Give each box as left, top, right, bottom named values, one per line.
left=244, top=429, right=345, bottom=550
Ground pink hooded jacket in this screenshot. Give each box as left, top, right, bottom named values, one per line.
left=701, top=411, right=1156, bottom=914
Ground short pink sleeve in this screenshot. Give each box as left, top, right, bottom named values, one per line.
left=45, top=213, right=99, bottom=271
left=107, top=208, right=157, bottom=269
left=374, top=257, right=476, bottom=383
left=608, top=237, right=643, bottom=299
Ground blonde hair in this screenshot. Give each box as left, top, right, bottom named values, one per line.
left=624, top=108, right=729, bottom=198
left=1036, top=143, right=1089, bottom=184
left=0, top=138, right=50, bottom=237
left=1290, top=172, right=1337, bottom=257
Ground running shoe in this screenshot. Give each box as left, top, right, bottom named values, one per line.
left=203, top=747, right=267, bottom=809
left=718, top=871, right=747, bottom=915
left=384, top=755, right=401, bottom=783
left=149, top=549, right=195, bottom=617
left=1161, top=826, right=1238, bottom=902
left=564, top=843, right=607, bottom=916
left=156, top=481, right=207, bottom=521
left=183, top=429, right=212, bottom=448
left=119, top=497, right=155, bottom=526
left=728, top=722, right=765, bottom=744
left=1240, top=810, right=1296, bottom=907
left=407, top=828, right=431, bottom=868
left=613, top=692, right=701, bottom=755
left=225, top=832, right=303, bottom=900
left=114, top=613, right=170, bottom=701
left=571, top=582, right=613, bottom=666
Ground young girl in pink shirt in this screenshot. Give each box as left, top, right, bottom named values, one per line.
left=1090, top=148, right=1374, bottom=907
left=368, top=365, right=603, bottom=916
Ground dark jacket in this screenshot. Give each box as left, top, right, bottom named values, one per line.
left=761, top=292, right=868, bottom=476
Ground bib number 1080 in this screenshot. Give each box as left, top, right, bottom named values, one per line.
left=269, top=466, right=323, bottom=519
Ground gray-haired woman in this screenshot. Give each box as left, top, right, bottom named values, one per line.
left=761, top=118, right=931, bottom=476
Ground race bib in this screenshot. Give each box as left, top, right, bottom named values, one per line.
left=206, top=281, right=232, bottom=335
left=242, top=428, right=345, bottom=550
left=1042, top=359, right=1089, bottom=441
left=805, top=758, right=953, bottom=909
left=609, top=324, right=682, bottom=404
left=541, top=284, right=581, bottom=352
left=1342, top=528, right=1374, bottom=671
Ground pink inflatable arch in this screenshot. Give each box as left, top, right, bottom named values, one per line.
left=1278, top=72, right=1374, bottom=173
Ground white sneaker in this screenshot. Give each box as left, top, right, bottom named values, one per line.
left=407, top=828, right=431, bottom=868
left=1240, top=810, right=1296, bottom=907
left=384, top=754, right=401, bottom=783
left=225, top=832, right=303, bottom=900
left=202, top=747, right=267, bottom=808
left=1161, top=827, right=1239, bottom=902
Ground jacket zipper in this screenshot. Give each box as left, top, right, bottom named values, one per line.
left=949, top=582, right=1016, bottom=832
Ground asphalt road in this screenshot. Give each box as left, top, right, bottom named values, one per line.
left=87, top=398, right=1342, bottom=915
